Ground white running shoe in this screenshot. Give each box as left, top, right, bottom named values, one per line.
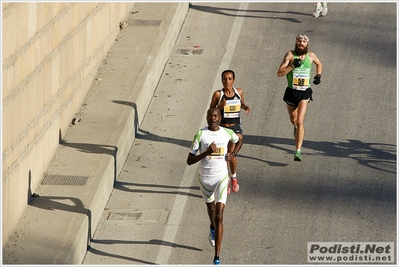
left=312, top=2, right=323, bottom=17
left=321, top=2, right=328, bottom=16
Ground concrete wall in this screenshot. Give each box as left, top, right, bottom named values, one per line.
left=2, top=2, right=135, bottom=245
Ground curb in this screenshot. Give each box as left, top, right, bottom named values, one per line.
left=2, top=3, right=189, bottom=264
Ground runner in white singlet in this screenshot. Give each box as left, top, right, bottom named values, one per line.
left=187, top=108, right=241, bottom=265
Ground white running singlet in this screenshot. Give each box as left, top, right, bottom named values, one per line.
left=190, top=126, right=239, bottom=203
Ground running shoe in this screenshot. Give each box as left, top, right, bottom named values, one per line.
left=213, top=257, right=221, bottom=265
left=209, top=228, right=215, bottom=247
left=293, top=127, right=297, bottom=137
left=321, top=2, right=328, bottom=16
left=231, top=178, right=239, bottom=193
left=312, top=2, right=323, bottom=17
left=294, top=151, right=302, bottom=161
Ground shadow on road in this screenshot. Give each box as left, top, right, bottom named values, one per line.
left=59, top=141, right=117, bottom=156
left=136, top=128, right=192, bottom=148
left=30, top=196, right=93, bottom=250
left=189, top=3, right=307, bottom=23
left=111, top=100, right=395, bottom=174
left=87, top=239, right=202, bottom=264
left=86, top=246, right=154, bottom=265
left=114, top=181, right=202, bottom=199
left=132, top=130, right=396, bottom=174
left=244, top=135, right=396, bottom=174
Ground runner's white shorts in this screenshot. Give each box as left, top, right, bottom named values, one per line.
left=198, top=174, right=229, bottom=205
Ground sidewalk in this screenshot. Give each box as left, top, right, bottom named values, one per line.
left=2, top=2, right=189, bottom=264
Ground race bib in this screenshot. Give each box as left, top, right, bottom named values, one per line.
left=292, top=73, right=310, bottom=90
left=224, top=99, right=241, bottom=118
left=208, top=146, right=225, bottom=159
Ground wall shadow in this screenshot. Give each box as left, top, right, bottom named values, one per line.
left=189, top=3, right=396, bottom=68
left=136, top=128, right=192, bottom=148
left=114, top=181, right=202, bottom=199
left=189, top=3, right=307, bottom=22
left=243, top=166, right=396, bottom=218
left=96, top=97, right=397, bottom=175
left=91, top=238, right=202, bottom=251
left=238, top=154, right=289, bottom=167
left=112, top=100, right=139, bottom=135
left=60, top=141, right=118, bottom=185
left=86, top=247, right=154, bottom=265
left=30, top=196, right=92, bottom=249
left=111, top=100, right=396, bottom=174
left=60, top=141, right=117, bottom=156
left=113, top=99, right=191, bottom=148
left=87, top=238, right=202, bottom=264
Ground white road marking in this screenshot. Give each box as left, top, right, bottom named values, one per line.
left=155, top=2, right=249, bottom=264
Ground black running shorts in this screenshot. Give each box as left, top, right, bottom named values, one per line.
left=283, top=87, right=313, bottom=107
left=222, top=123, right=243, bottom=135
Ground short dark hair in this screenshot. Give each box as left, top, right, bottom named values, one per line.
left=221, top=69, right=235, bottom=80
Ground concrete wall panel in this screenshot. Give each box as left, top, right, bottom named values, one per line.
left=2, top=2, right=135, bottom=245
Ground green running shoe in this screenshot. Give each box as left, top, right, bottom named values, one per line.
left=293, top=127, right=297, bottom=137
left=294, top=151, right=302, bottom=161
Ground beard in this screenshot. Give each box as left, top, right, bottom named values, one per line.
left=295, top=43, right=308, bottom=55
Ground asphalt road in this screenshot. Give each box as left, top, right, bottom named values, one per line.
left=82, top=2, right=396, bottom=265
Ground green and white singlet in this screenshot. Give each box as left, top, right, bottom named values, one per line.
left=287, top=52, right=312, bottom=90
left=190, top=126, right=239, bottom=184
